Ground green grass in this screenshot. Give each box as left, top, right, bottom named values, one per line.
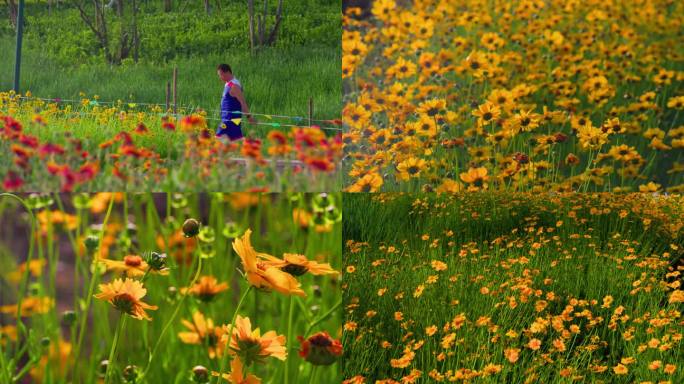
left=0, top=192, right=342, bottom=383
left=343, top=193, right=684, bottom=383
left=0, top=37, right=341, bottom=120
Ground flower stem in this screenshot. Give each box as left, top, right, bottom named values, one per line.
left=139, top=255, right=203, bottom=381
left=307, top=365, right=318, bottom=384
left=284, top=296, right=294, bottom=384
left=215, top=285, right=253, bottom=384
left=104, top=314, right=127, bottom=383
left=71, top=196, right=115, bottom=381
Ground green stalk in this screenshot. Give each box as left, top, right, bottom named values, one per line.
left=104, top=314, right=127, bottom=383
left=283, top=296, right=295, bottom=384
left=71, top=196, right=115, bottom=380
left=307, top=365, right=318, bottom=384
left=139, top=248, right=204, bottom=381
left=214, top=285, right=254, bottom=383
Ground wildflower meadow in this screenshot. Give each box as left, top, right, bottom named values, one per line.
left=0, top=95, right=343, bottom=192
left=0, top=192, right=342, bottom=383
left=343, top=0, right=684, bottom=193
left=343, top=192, right=684, bottom=383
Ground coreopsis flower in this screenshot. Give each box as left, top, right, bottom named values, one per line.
left=6, top=259, right=46, bottom=283
left=232, top=229, right=305, bottom=297
left=577, top=121, right=608, bottom=150
left=181, top=275, right=229, bottom=302
left=221, top=315, right=287, bottom=365
left=460, top=167, right=489, bottom=190
left=259, top=253, right=339, bottom=277
left=472, top=102, right=501, bottom=126
left=297, top=332, right=343, bottom=366
left=0, top=296, right=53, bottom=317
left=397, top=157, right=427, bottom=180
left=94, top=278, right=158, bottom=320
left=347, top=172, right=383, bottom=192
left=178, top=311, right=226, bottom=359
left=211, top=358, right=261, bottom=384
left=100, top=254, right=169, bottom=277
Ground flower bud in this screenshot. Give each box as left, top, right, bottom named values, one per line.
left=84, top=235, right=100, bottom=253
left=182, top=218, right=201, bottom=238
left=147, top=252, right=167, bottom=271
left=123, top=365, right=138, bottom=383
left=61, top=310, right=77, bottom=326
left=191, top=365, right=209, bottom=383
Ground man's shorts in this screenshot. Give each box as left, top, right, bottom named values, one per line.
left=217, top=120, right=243, bottom=141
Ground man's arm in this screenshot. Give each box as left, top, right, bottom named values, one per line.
left=229, top=86, right=257, bottom=124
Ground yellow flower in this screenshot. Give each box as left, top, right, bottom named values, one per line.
left=577, top=120, right=608, bottom=150
left=94, top=278, right=158, bottom=320
left=472, top=102, right=501, bottom=126
left=259, top=253, right=339, bottom=277
left=181, top=275, right=230, bottom=302
left=100, top=255, right=169, bottom=277
left=178, top=311, right=226, bottom=358
left=232, top=230, right=305, bottom=297
left=221, top=315, right=287, bottom=365
left=396, top=157, right=427, bottom=181
left=459, top=167, right=489, bottom=190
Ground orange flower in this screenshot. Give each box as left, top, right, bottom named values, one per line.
left=178, top=311, right=226, bottom=359
left=6, top=259, right=46, bottom=283
left=212, top=358, right=261, bottom=384
left=181, top=275, right=229, bottom=302
left=100, top=255, right=169, bottom=277
left=460, top=167, right=489, bottom=190
left=297, top=331, right=343, bottom=366
left=94, top=278, right=158, bottom=320
left=259, top=253, right=339, bottom=277
left=232, top=230, right=305, bottom=297
left=0, top=296, right=53, bottom=317
left=221, top=315, right=287, bottom=365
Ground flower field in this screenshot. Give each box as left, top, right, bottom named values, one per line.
left=343, top=0, right=684, bottom=193
left=0, top=94, right=343, bottom=192
left=0, top=192, right=342, bottom=383
left=343, top=192, right=684, bottom=383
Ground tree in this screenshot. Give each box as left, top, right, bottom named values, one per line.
left=4, top=0, right=17, bottom=28
left=248, top=0, right=283, bottom=53
left=75, top=0, right=140, bottom=64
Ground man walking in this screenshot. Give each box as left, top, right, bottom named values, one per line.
left=216, top=63, right=256, bottom=140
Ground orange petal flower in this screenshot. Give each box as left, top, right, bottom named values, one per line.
left=94, top=278, right=158, bottom=320
left=232, top=229, right=305, bottom=297
left=221, top=315, right=287, bottom=365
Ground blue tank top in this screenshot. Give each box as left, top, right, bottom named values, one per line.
left=220, top=79, right=243, bottom=120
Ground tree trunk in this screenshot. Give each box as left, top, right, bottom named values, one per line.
left=266, top=0, right=283, bottom=46
left=203, top=0, right=209, bottom=15
left=248, top=0, right=255, bottom=54
left=5, top=0, right=17, bottom=28
left=164, top=0, right=171, bottom=12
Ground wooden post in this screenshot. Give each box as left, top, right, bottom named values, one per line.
left=172, top=66, right=178, bottom=115
left=308, top=97, right=313, bottom=127
left=165, top=81, right=170, bottom=111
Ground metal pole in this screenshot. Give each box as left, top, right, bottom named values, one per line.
left=13, top=0, right=25, bottom=93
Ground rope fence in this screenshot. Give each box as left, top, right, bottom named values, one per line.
left=32, top=109, right=344, bottom=132
left=10, top=95, right=345, bottom=130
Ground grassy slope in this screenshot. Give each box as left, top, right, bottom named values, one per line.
left=343, top=193, right=684, bottom=382
left=0, top=0, right=341, bottom=119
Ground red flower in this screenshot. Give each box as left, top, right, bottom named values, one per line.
left=297, top=332, right=342, bottom=366
left=134, top=122, right=149, bottom=134
left=3, top=171, right=24, bottom=190
left=39, top=143, right=66, bottom=157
